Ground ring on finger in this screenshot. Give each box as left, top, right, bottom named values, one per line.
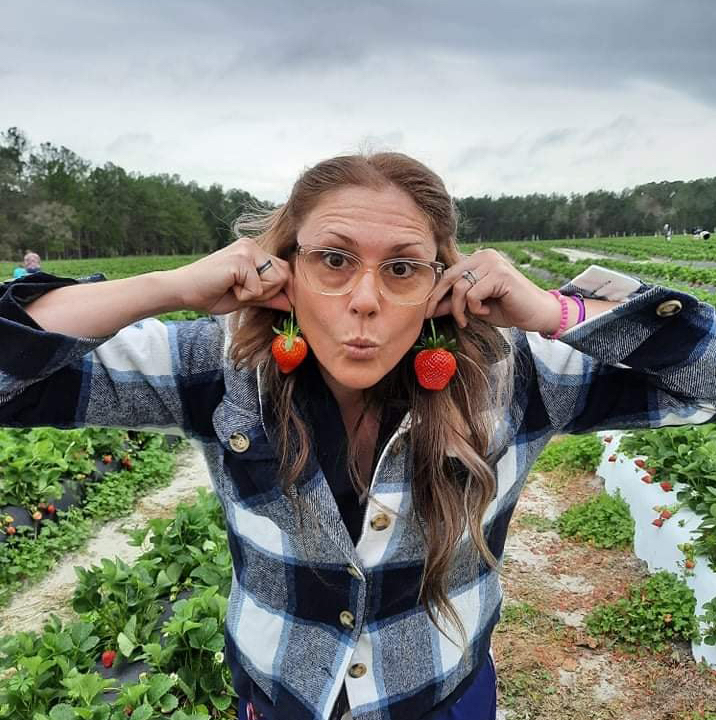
left=256, top=259, right=273, bottom=276
left=462, top=269, right=479, bottom=287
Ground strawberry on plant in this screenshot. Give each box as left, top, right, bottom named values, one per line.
left=32, top=511, right=42, bottom=521
left=685, top=559, right=696, bottom=569
left=652, top=518, right=664, bottom=527
left=120, top=456, right=133, bottom=470
left=641, top=474, right=653, bottom=484
left=603, top=436, right=613, bottom=443
left=101, top=649, right=117, bottom=668
left=272, top=310, right=308, bottom=374
left=634, top=459, right=646, bottom=468
left=608, top=454, right=617, bottom=462
left=47, top=504, right=56, bottom=514
left=5, top=526, right=16, bottom=535
left=660, top=509, right=672, bottom=519
left=102, top=454, right=113, bottom=464
left=660, top=481, right=673, bottom=491
left=414, top=320, right=457, bottom=391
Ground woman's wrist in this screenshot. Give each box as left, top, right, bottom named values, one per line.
left=540, top=290, right=581, bottom=338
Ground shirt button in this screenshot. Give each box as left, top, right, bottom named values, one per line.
left=348, top=663, right=367, bottom=678
left=229, top=432, right=250, bottom=453
left=346, top=564, right=363, bottom=580
left=370, top=513, right=391, bottom=531
left=656, top=299, right=682, bottom=317
left=339, top=610, right=355, bottom=629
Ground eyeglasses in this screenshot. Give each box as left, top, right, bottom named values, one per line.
left=296, top=245, right=445, bottom=306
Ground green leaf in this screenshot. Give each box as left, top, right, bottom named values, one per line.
left=49, top=705, right=77, bottom=720
left=210, top=693, right=232, bottom=711
left=129, top=704, right=154, bottom=720
left=161, top=694, right=180, bottom=712
left=117, top=632, right=135, bottom=657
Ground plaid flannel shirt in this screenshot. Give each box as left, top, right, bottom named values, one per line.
left=1, top=266, right=715, bottom=720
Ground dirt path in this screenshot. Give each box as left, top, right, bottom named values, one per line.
left=0, top=445, right=213, bottom=635
left=493, top=469, right=716, bottom=719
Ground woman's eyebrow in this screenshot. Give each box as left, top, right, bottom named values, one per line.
left=324, top=231, right=426, bottom=254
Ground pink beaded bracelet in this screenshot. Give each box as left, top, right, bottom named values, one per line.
left=541, top=290, right=570, bottom=340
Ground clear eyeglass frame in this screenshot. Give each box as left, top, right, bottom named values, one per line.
left=295, top=244, right=445, bottom=306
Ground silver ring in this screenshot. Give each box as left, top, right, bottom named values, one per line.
left=256, top=259, right=273, bottom=276
left=462, top=269, right=478, bottom=287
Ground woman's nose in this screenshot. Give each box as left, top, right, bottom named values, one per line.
left=347, top=269, right=381, bottom=315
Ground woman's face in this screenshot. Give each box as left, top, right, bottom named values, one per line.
left=293, top=184, right=438, bottom=398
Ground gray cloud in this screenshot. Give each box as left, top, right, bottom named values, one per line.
left=2, top=1, right=715, bottom=202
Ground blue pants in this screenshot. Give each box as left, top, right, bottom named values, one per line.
left=238, top=654, right=497, bottom=720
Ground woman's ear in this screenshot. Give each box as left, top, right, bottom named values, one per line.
left=285, top=272, right=296, bottom=306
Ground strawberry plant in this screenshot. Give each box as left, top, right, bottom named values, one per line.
left=533, top=433, right=603, bottom=473
left=698, top=598, right=716, bottom=646
left=585, top=570, right=699, bottom=652
left=556, top=490, right=634, bottom=548
left=139, top=587, right=236, bottom=713
left=617, top=425, right=716, bottom=569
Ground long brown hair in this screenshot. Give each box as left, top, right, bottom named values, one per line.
left=229, top=152, right=513, bottom=646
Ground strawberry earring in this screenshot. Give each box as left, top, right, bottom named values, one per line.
left=272, top=308, right=308, bottom=373
left=413, top=319, right=457, bottom=390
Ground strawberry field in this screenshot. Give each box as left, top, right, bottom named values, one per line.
left=2, top=241, right=716, bottom=719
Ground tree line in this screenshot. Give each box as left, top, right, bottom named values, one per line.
left=0, top=127, right=270, bottom=261
left=2, top=126, right=715, bottom=260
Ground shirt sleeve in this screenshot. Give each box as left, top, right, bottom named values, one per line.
left=514, top=265, right=716, bottom=434
left=0, top=272, right=226, bottom=440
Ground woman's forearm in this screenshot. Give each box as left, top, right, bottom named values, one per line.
left=23, top=271, right=184, bottom=338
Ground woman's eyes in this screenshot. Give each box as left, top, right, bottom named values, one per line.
left=320, top=252, right=350, bottom=269
left=385, top=261, right=417, bottom=278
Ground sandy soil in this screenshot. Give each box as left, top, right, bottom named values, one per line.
left=0, top=446, right=213, bottom=635
left=493, top=470, right=716, bottom=719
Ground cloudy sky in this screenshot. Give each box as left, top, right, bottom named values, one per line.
left=3, top=0, right=715, bottom=203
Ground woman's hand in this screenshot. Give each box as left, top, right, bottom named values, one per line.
left=425, top=249, right=560, bottom=333
left=166, top=238, right=293, bottom=315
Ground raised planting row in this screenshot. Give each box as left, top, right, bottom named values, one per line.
left=597, top=426, right=716, bottom=666
left=0, top=427, right=183, bottom=608
left=532, top=433, right=716, bottom=663
left=0, top=488, right=234, bottom=720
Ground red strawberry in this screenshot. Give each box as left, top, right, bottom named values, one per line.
left=634, top=459, right=646, bottom=468
left=120, top=456, right=132, bottom=470
left=685, top=559, right=696, bottom=569
left=271, top=312, right=308, bottom=374
left=660, top=509, right=672, bottom=519
left=651, top=518, right=664, bottom=527
left=641, top=474, right=653, bottom=484
left=413, top=320, right=457, bottom=391
left=101, top=649, right=117, bottom=668
left=5, top=526, right=16, bottom=535
left=47, top=504, right=56, bottom=514
left=603, top=436, right=613, bottom=443
left=608, top=454, right=617, bottom=462
left=660, top=481, right=673, bottom=492
left=102, top=454, right=113, bottom=464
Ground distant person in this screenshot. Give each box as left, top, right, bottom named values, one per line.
left=12, top=251, right=42, bottom=279
left=663, top=223, right=672, bottom=241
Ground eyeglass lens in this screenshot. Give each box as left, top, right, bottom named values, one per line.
left=300, top=248, right=436, bottom=304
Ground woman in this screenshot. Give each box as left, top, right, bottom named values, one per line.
left=1, top=153, right=715, bottom=720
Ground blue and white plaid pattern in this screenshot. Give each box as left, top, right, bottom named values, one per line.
left=2, top=266, right=715, bottom=720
